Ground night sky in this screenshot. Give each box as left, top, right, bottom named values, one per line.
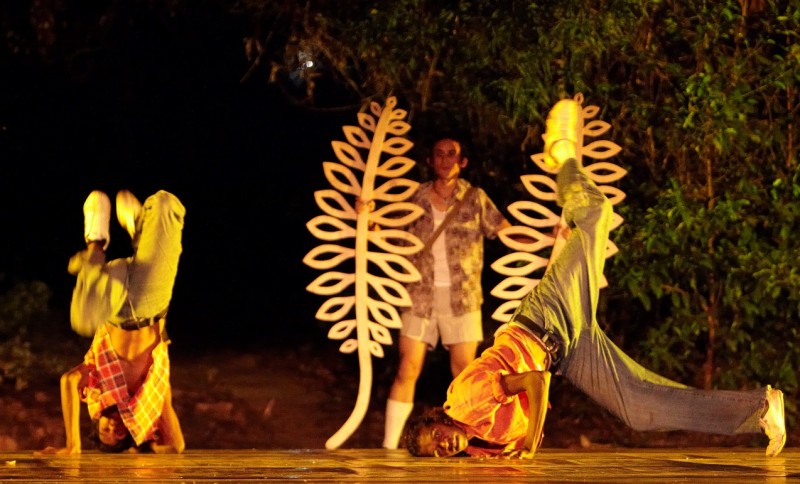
left=0, top=21, right=359, bottom=351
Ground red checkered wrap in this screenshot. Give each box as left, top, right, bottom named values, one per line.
left=82, top=323, right=170, bottom=445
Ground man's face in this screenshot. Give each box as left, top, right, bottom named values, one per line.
left=416, top=422, right=469, bottom=457
left=97, top=409, right=128, bottom=446
left=429, top=139, right=466, bottom=181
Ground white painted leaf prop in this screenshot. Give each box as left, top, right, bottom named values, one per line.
left=303, top=97, right=422, bottom=449
left=492, top=93, right=627, bottom=323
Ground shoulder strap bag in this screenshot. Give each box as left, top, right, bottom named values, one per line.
left=422, top=187, right=475, bottom=252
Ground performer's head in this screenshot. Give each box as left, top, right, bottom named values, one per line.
left=403, top=407, right=469, bottom=457
left=90, top=405, right=135, bottom=453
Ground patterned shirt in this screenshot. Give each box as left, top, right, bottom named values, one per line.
left=405, top=178, right=507, bottom=318
left=443, top=324, right=549, bottom=456
left=81, top=323, right=170, bottom=445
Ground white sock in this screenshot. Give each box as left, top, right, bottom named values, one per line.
left=383, top=399, right=414, bottom=449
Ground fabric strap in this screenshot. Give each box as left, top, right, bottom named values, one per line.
left=423, top=187, right=475, bottom=252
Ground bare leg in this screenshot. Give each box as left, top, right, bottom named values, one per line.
left=448, top=341, right=479, bottom=378
left=388, top=335, right=428, bottom=402
left=384, top=336, right=428, bottom=448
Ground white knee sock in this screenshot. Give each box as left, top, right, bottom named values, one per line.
left=383, top=399, right=414, bottom=449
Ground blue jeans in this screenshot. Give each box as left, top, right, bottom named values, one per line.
left=512, top=159, right=764, bottom=435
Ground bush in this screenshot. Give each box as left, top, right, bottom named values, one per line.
left=0, top=280, right=52, bottom=390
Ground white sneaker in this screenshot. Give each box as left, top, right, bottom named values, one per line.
left=83, top=190, right=110, bottom=250
left=760, top=385, right=786, bottom=457
left=542, top=99, right=580, bottom=168
left=116, top=190, right=143, bottom=240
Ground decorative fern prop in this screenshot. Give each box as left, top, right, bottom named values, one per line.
left=491, top=94, right=628, bottom=322
left=303, top=96, right=424, bottom=449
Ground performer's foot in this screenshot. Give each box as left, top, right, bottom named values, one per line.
left=542, top=99, right=580, bottom=169
left=116, top=190, right=142, bottom=240
left=761, top=385, right=786, bottom=457
left=84, top=190, right=111, bottom=250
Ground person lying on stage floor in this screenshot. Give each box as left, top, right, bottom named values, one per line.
left=402, top=99, right=786, bottom=459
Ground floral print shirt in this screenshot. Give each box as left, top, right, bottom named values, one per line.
left=405, top=178, right=507, bottom=318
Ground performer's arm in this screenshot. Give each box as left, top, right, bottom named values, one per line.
left=61, top=364, right=87, bottom=454
left=38, top=364, right=88, bottom=454
left=151, top=385, right=185, bottom=454
left=500, top=370, right=552, bottom=458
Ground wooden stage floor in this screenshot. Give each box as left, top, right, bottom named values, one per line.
left=2, top=448, right=796, bottom=482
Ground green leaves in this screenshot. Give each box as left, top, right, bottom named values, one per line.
left=612, top=165, right=800, bottom=395
left=0, top=280, right=52, bottom=390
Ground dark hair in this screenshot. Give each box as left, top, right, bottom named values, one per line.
left=427, top=130, right=472, bottom=159
left=88, top=406, right=135, bottom=453
left=402, top=407, right=457, bottom=457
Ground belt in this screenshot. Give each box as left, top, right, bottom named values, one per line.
left=512, top=313, right=562, bottom=366
left=118, top=314, right=166, bottom=331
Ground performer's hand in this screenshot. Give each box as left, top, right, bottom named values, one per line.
left=35, top=446, right=80, bottom=455
left=150, top=443, right=180, bottom=454
left=552, top=221, right=570, bottom=240
left=497, top=448, right=536, bottom=459
left=67, top=242, right=106, bottom=275
left=355, top=198, right=379, bottom=230
left=67, top=252, right=84, bottom=275
left=355, top=198, right=375, bottom=214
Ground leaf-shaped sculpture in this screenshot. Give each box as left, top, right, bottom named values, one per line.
left=492, top=93, right=628, bottom=322
left=303, top=97, right=422, bottom=449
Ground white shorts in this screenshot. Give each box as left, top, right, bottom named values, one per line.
left=400, top=286, right=483, bottom=350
